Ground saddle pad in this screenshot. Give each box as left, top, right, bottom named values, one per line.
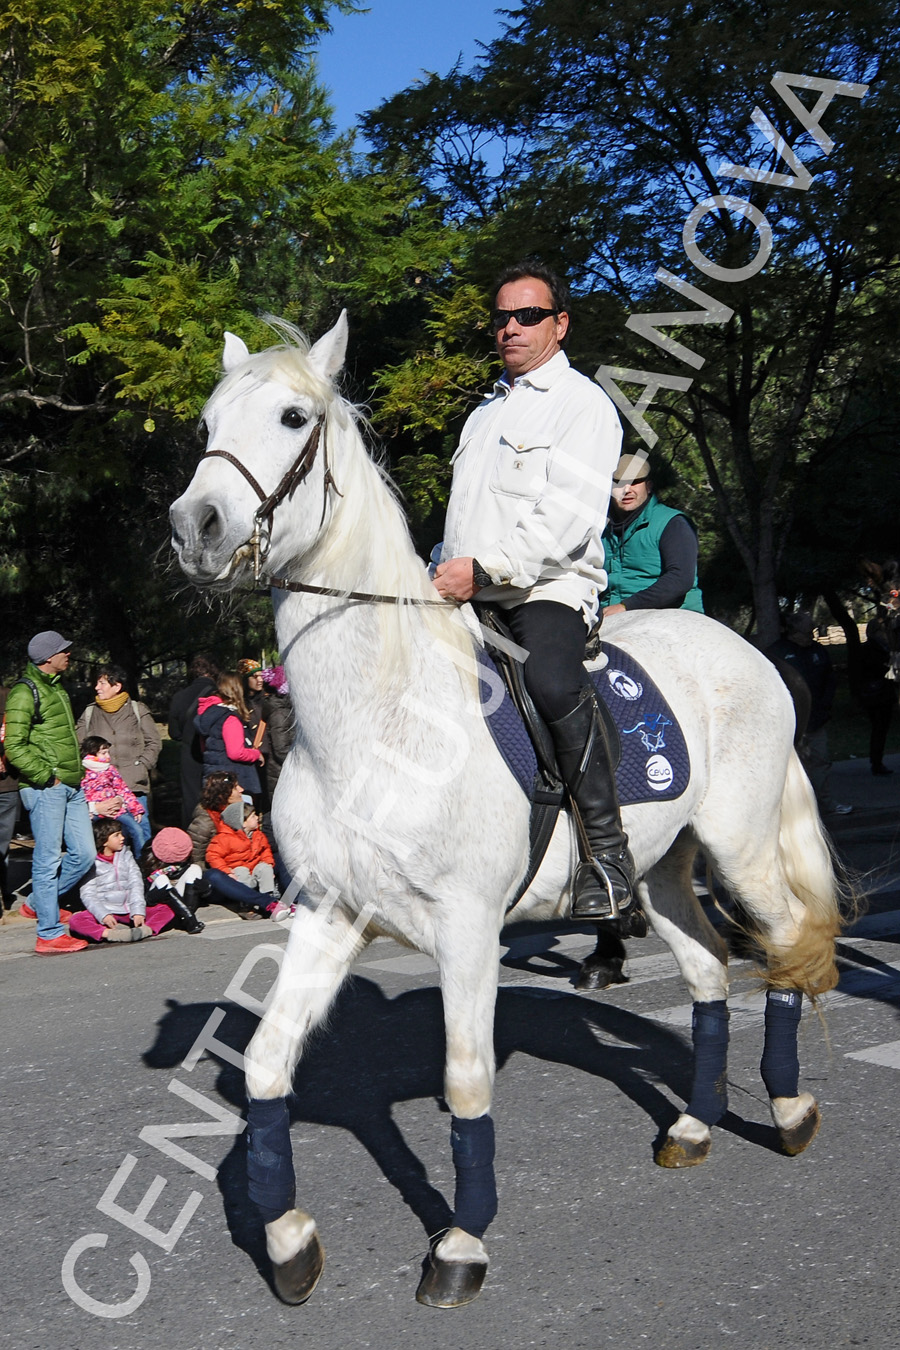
left=478, top=642, right=689, bottom=805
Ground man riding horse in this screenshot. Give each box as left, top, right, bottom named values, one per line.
left=433, top=261, right=639, bottom=928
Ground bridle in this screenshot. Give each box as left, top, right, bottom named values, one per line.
left=204, top=413, right=334, bottom=585
left=203, top=413, right=449, bottom=607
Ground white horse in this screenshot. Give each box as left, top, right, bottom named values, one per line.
left=170, top=314, right=843, bottom=1309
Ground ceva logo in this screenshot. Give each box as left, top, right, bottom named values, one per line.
left=646, top=754, right=674, bottom=791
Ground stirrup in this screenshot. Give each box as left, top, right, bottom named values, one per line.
left=571, top=852, right=643, bottom=930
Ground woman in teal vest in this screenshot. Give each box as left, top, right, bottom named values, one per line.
left=602, top=450, right=704, bottom=614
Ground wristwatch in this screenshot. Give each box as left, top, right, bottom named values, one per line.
left=472, top=559, right=492, bottom=590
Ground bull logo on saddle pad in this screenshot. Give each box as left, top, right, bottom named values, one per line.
left=607, top=669, right=643, bottom=701
left=623, top=712, right=672, bottom=754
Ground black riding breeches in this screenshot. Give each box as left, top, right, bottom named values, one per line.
left=504, top=600, right=592, bottom=724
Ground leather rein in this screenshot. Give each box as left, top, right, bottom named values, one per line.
left=203, top=414, right=449, bottom=607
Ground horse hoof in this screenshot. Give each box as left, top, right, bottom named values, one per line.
left=575, top=960, right=628, bottom=991
left=779, top=1102, right=821, bottom=1156
left=272, top=1232, right=325, bottom=1305
left=415, top=1253, right=488, bottom=1307
left=654, top=1134, right=712, bottom=1168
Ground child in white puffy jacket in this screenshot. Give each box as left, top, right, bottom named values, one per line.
left=70, top=818, right=174, bottom=943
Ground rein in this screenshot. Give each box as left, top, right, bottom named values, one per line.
left=267, top=577, right=450, bottom=606
left=204, top=413, right=451, bottom=607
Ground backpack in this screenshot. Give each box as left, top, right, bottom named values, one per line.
left=0, top=677, right=42, bottom=775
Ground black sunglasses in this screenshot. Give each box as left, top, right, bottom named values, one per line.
left=490, top=306, right=559, bottom=332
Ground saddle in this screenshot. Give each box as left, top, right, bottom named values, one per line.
left=475, top=606, right=690, bottom=910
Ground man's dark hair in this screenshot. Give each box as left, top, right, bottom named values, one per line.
left=190, top=653, right=219, bottom=680
left=492, top=261, right=571, bottom=316
left=96, top=663, right=128, bottom=691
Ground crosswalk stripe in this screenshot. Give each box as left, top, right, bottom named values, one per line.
left=846, top=1039, right=900, bottom=1069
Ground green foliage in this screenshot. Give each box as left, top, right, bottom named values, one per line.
left=363, top=0, right=900, bottom=640
left=0, top=0, right=460, bottom=677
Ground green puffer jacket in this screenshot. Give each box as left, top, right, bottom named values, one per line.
left=4, top=662, right=83, bottom=788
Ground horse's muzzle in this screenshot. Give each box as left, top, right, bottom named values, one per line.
left=170, top=497, right=250, bottom=588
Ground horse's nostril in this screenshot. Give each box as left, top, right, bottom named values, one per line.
left=199, top=505, right=220, bottom=544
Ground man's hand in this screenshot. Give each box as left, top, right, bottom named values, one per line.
left=433, top=557, right=478, bottom=603
left=96, top=797, right=123, bottom=818
left=604, top=603, right=627, bottom=616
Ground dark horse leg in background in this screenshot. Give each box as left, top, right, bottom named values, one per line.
left=576, top=926, right=628, bottom=990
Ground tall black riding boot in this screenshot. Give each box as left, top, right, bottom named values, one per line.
left=548, top=687, right=642, bottom=928
left=163, top=886, right=205, bottom=934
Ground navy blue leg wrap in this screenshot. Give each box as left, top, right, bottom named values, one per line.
left=760, top=989, right=803, bottom=1099
left=450, top=1115, right=497, bottom=1240
left=247, top=1097, right=296, bottom=1225
left=686, top=1000, right=729, bottom=1126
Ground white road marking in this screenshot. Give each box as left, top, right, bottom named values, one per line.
left=846, top=1040, right=900, bottom=1070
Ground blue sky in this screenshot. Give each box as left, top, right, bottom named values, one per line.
left=314, top=0, right=508, bottom=136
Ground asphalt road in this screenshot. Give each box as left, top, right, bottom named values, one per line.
left=2, top=765, right=899, bottom=1350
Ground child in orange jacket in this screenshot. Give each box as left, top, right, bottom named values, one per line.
left=205, top=801, right=277, bottom=898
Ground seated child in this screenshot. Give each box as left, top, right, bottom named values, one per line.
left=140, top=828, right=207, bottom=935
left=81, top=735, right=150, bottom=853
left=70, top=818, right=174, bottom=943
left=206, top=801, right=278, bottom=902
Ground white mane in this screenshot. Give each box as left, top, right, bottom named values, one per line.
left=206, top=319, right=475, bottom=688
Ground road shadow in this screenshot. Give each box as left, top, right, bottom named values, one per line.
left=142, top=976, right=702, bottom=1274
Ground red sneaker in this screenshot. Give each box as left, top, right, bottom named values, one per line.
left=21, top=903, right=73, bottom=923
left=35, top=934, right=88, bottom=955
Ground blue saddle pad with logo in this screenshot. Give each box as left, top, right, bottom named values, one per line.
left=478, top=642, right=689, bottom=805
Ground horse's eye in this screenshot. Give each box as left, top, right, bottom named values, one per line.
left=281, top=408, right=307, bottom=430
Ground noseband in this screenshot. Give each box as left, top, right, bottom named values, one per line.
left=204, top=413, right=338, bottom=583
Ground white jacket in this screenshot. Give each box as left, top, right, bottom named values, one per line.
left=441, top=351, right=622, bottom=622
left=80, top=847, right=146, bottom=921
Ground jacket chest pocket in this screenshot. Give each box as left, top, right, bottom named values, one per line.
left=489, top=429, right=551, bottom=499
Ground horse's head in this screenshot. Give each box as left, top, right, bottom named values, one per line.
left=170, top=313, right=348, bottom=589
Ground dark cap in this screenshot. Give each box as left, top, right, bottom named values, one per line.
left=28, top=631, right=72, bottom=663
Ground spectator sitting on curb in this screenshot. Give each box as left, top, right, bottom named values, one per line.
left=69, top=818, right=174, bottom=944
left=188, top=771, right=278, bottom=919
left=80, top=735, right=146, bottom=853
left=4, top=631, right=94, bottom=955
left=139, top=827, right=205, bottom=934
left=206, top=801, right=285, bottom=915
left=188, top=771, right=241, bottom=867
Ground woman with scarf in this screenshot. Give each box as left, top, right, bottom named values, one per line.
left=75, top=664, right=161, bottom=851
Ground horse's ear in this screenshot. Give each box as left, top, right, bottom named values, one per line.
left=308, top=310, right=349, bottom=381
left=222, top=331, right=251, bottom=372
